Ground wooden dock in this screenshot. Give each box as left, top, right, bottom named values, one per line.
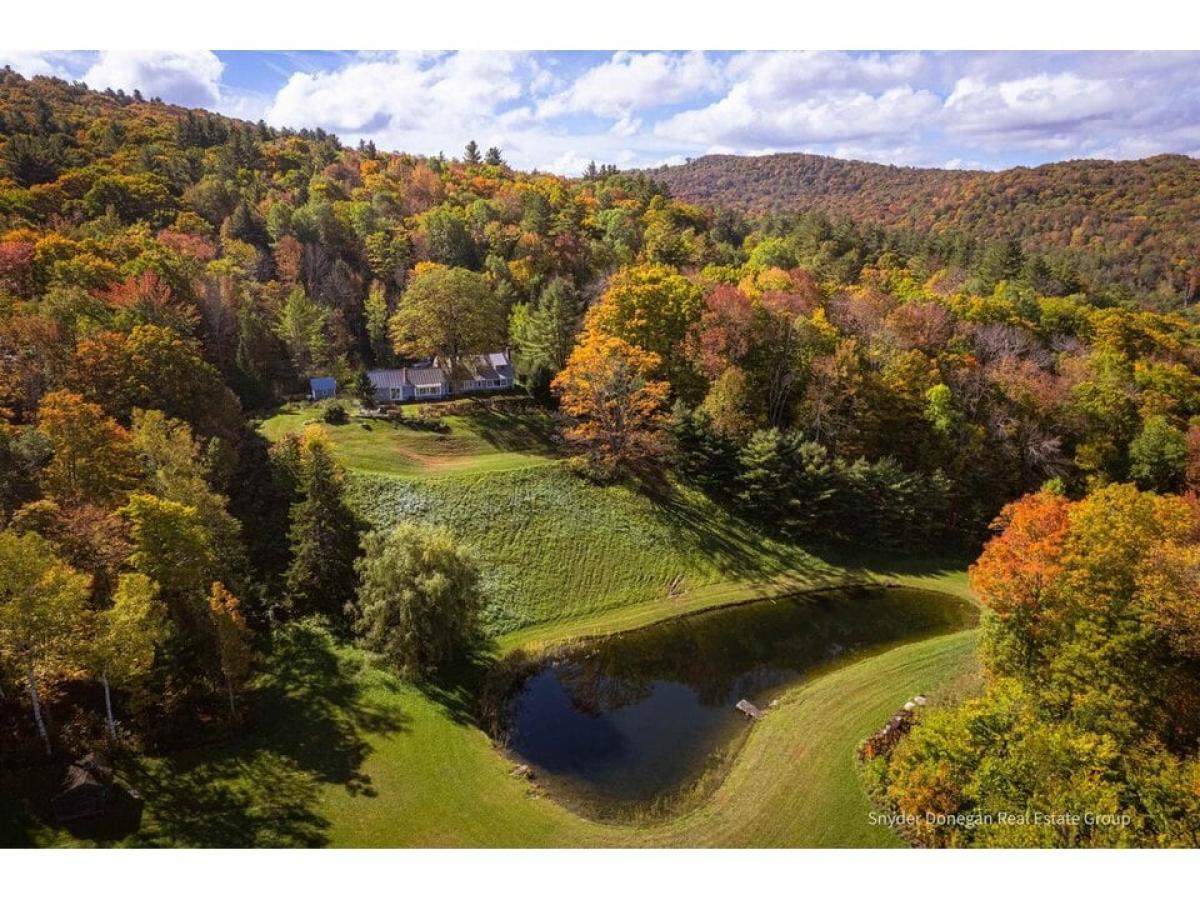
left=736, top=699, right=764, bottom=720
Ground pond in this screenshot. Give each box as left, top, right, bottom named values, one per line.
left=502, top=586, right=976, bottom=819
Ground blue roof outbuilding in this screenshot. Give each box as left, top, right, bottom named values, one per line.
left=309, top=376, right=337, bottom=400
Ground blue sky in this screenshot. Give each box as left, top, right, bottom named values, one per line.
left=3, top=50, right=1199, bottom=174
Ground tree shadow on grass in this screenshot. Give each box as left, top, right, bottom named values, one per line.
left=812, top=544, right=972, bottom=583
left=645, top=486, right=824, bottom=583
left=9, top=621, right=410, bottom=848
left=253, top=621, right=409, bottom=789
left=645, top=483, right=971, bottom=590
left=464, top=403, right=560, bottom=456
left=413, top=640, right=499, bottom=730
left=127, top=622, right=410, bottom=847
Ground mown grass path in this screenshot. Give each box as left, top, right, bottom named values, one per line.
left=259, top=401, right=560, bottom=479
left=317, top=621, right=979, bottom=847
left=1, top=404, right=978, bottom=848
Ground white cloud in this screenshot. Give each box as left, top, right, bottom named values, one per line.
left=937, top=55, right=1200, bottom=158
left=724, top=50, right=925, bottom=96
left=0, top=51, right=76, bottom=80
left=610, top=115, right=642, bottom=137
left=656, top=84, right=940, bottom=147
left=82, top=51, right=225, bottom=107
left=944, top=72, right=1127, bottom=137
left=648, top=51, right=939, bottom=153
left=536, top=51, right=721, bottom=120
left=943, top=157, right=987, bottom=170
left=545, top=150, right=593, bottom=176
left=267, top=51, right=1200, bottom=170
left=266, top=52, right=526, bottom=142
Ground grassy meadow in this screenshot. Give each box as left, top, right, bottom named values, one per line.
left=3, top=399, right=979, bottom=848
left=3, top=614, right=978, bottom=848
left=258, top=399, right=560, bottom=478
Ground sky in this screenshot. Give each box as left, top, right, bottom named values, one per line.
left=3, top=50, right=1200, bottom=175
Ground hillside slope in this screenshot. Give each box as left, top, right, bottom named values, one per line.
left=647, top=152, right=1200, bottom=299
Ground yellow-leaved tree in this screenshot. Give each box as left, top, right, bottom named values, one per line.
left=551, top=328, right=670, bottom=478
left=91, top=572, right=168, bottom=741
left=207, top=582, right=253, bottom=721
left=0, top=530, right=92, bottom=754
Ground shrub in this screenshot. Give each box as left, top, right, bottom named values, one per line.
left=322, top=402, right=348, bottom=425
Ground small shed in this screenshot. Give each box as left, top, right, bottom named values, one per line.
left=51, top=751, right=114, bottom=823
left=309, top=376, right=337, bottom=401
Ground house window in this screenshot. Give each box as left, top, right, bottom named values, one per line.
left=390, top=387, right=403, bottom=400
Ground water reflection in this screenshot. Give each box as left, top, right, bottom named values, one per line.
left=506, top=587, right=975, bottom=817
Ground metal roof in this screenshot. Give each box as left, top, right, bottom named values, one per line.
left=459, top=351, right=512, bottom=381
left=367, top=369, right=408, bottom=389
left=406, top=367, right=448, bottom=387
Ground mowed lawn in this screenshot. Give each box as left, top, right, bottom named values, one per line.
left=348, top=463, right=971, bottom=637
left=3, top=615, right=978, bottom=848
left=1, top=401, right=979, bottom=848
left=258, top=399, right=560, bottom=478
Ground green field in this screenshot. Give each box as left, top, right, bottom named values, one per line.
left=259, top=399, right=560, bottom=478
left=3, top=611, right=978, bottom=848
left=2, top=403, right=980, bottom=848
left=349, top=466, right=863, bottom=635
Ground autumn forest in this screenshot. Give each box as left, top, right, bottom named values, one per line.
left=2, top=64, right=1200, bottom=849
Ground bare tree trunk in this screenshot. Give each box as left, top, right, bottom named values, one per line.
left=27, top=662, right=50, bottom=756
left=225, top=672, right=237, bottom=721
left=102, top=670, right=117, bottom=740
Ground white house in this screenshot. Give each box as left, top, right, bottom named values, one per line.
left=367, top=350, right=513, bottom=404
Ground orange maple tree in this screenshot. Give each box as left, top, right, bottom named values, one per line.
left=969, top=490, right=1072, bottom=645
left=551, top=328, right=671, bottom=476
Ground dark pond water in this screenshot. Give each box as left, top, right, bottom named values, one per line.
left=504, top=586, right=975, bottom=817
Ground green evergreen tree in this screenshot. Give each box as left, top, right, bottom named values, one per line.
left=355, top=369, right=376, bottom=409
left=284, top=430, right=361, bottom=619
left=510, top=276, right=583, bottom=397
left=1129, top=414, right=1188, bottom=491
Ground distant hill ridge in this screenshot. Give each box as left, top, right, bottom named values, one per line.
left=644, top=152, right=1200, bottom=298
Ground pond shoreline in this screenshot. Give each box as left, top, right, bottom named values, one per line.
left=485, top=584, right=979, bottom=825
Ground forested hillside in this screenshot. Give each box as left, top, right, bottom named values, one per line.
left=4, top=67, right=1200, bottom=844
left=646, top=152, right=1200, bottom=304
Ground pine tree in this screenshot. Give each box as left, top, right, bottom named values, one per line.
left=283, top=428, right=361, bottom=619
left=669, top=403, right=738, bottom=496
left=510, top=276, right=584, bottom=395
left=463, top=140, right=481, bottom=164
left=355, top=369, right=376, bottom=409
left=736, top=428, right=790, bottom=519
